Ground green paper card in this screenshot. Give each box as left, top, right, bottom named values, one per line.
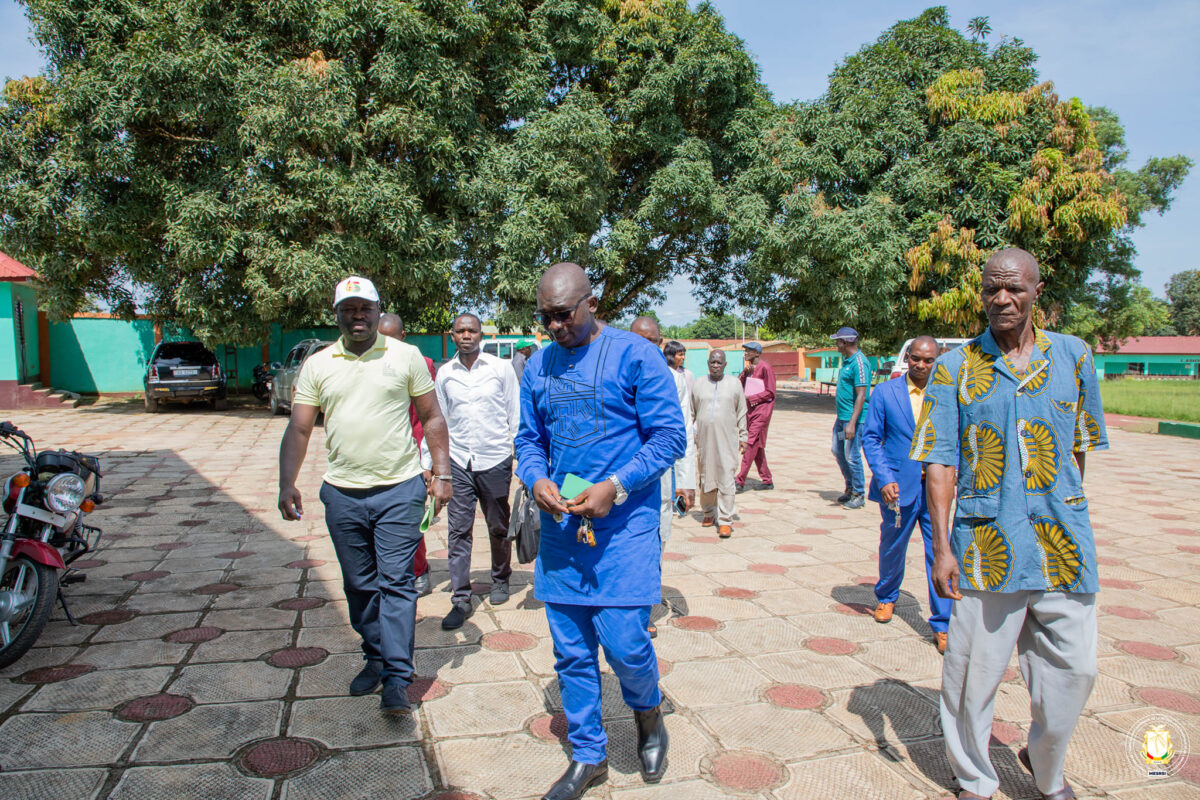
left=559, top=473, right=594, bottom=502
left=420, top=496, right=436, bottom=532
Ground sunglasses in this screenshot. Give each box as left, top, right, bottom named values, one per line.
left=535, top=294, right=591, bottom=328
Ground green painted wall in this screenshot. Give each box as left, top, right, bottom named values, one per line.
left=49, top=318, right=159, bottom=393
left=1095, top=354, right=1200, bottom=378
left=0, top=284, right=15, bottom=382
left=10, top=284, right=39, bottom=382
left=44, top=318, right=456, bottom=394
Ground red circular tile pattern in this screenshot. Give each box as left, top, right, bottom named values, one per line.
left=285, top=559, right=326, bottom=569
left=1095, top=555, right=1125, bottom=566
left=1103, top=606, right=1156, bottom=620
left=216, top=551, right=255, bottom=559
left=423, top=793, right=487, bottom=800
left=117, top=693, right=195, bottom=722
left=124, top=570, right=169, bottom=581
left=268, top=647, right=329, bottom=668
left=481, top=632, right=538, bottom=652
left=709, top=751, right=785, bottom=791
left=749, top=563, right=786, bottom=575
left=408, top=677, right=449, bottom=703
left=238, top=737, right=322, bottom=778
left=795, top=527, right=829, bottom=535
left=80, top=609, right=137, bottom=625
left=19, top=663, right=96, bottom=683
left=153, top=542, right=190, bottom=551
left=275, top=597, right=325, bottom=611
left=290, top=535, right=322, bottom=542
left=194, top=583, right=240, bottom=595
left=663, top=552, right=689, bottom=562
left=178, top=520, right=206, bottom=527
left=764, top=684, right=825, bottom=710
left=529, top=712, right=569, bottom=742
left=805, top=637, right=856, bottom=656
left=1179, top=545, right=1200, bottom=555
left=1116, top=641, right=1178, bottom=661
left=71, top=559, right=106, bottom=569
left=989, top=721, right=1022, bottom=745
left=164, top=626, right=224, bottom=644
left=717, top=587, right=758, bottom=600
left=430, top=549, right=449, bottom=558
left=774, top=543, right=810, bottom=553
left=690, top=536, right=719, bottom=544
left=657, top=657, right=673, bottom=677
left=1164, top=528, right=1199, bottom=536
left=832, top=603, right=872, bottom=616
left=1136, top=688, right=1200, bottom=716
left=1098, top=578, right=1140, bottom=590
left=674, top=615, right=721, bottom=632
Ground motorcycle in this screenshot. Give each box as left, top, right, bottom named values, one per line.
left=0, top=421, right=103, bottom=668
left=251, top=362, right=278, bottom=402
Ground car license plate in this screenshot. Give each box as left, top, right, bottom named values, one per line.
left=175, top=369, right=199, bottom=377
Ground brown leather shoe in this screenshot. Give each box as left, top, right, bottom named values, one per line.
left=935, top=631, right=948, bottom=654
left=1018, top=748, right=1076, bottom=800
left=701, top=516, right=716, bottom=527
left=873, top=602, right=894, bottom=623
left=718, top=525, right=732, bottom=538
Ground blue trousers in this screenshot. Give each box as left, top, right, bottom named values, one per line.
left=832, top=419, right=865, bottom=496
left=545, top=603, right=662, bottom=764
left=320, top=477, right=426, bottom=684
left=874, top=496, right=951, bottom=633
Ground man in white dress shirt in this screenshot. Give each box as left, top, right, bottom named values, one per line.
left=437, top=313, right=521, bottom=630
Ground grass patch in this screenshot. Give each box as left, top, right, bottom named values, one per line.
left=1099, top=379, right=1200, bottom=423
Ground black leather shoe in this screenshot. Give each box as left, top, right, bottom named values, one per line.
left=441, top=601, right=473, bottom=630
left=541, top=760, right=608, bottom=800
left=836, top=489, right=852, bottom=503
left=349, top=660, right=382, bottom=695
left=380, top=680, right=412, bottom=714
left=634, top=705, right=669, bottom=782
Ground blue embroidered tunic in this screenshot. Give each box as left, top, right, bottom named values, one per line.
left=515, top=326, right=687, bottom=606
left=910, top=328, right=1108, bottom=594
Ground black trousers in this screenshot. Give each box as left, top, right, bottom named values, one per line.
left=447, top=456, right=514, bottom=604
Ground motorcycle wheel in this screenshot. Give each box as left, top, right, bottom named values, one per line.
left=252, top=384, right=269, bottom=402
left=0, top=556, right=58, bottom=669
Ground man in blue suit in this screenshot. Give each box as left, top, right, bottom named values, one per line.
left=861, top=335, right=953, bottom=654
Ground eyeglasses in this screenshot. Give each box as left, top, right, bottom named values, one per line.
left=535, top=294, right=591, bottom=328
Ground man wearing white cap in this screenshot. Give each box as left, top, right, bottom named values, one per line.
left=278, top=276, right=452, bottom=715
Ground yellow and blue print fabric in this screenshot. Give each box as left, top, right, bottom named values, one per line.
left=911, top=328, right=1108, bottom=593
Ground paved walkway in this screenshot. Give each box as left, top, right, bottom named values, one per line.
left=0, top=392, right=1197, bottom=800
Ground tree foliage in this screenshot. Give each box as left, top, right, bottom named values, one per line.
left=722, top=7, right=1188, bottom=348
left=1167, top=269, right=1200, bottom=336
left=0, top=0, right=768, bottom=342
left=1060, top=278, right=1173, bottom=349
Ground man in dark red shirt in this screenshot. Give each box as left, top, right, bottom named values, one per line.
left=379, top=313, right=437, bottom=596
left=737, top=342, right=776, bottom=491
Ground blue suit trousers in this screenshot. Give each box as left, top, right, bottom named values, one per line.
left=545, top=602, right=662, bottom=764
left=874, top=495, right=952, bottom=633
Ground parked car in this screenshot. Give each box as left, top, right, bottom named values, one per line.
left=144, top=341, right=227, bottom=412
left=270, top=339, right=333, bottom=415
left=482, top=340, right=540, bottom=360
left=888, top=337, right=971, bottom=380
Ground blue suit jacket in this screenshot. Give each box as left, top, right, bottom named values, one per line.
left=861, top=376, right=923, bottom=506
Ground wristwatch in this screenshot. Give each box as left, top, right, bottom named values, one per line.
left=607, top=474, right=628, bottom=505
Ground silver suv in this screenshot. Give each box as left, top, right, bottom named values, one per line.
left=269, top=339, right=333, bottom=415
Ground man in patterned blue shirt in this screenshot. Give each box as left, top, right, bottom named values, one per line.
left=912, top=248, right=1107, bottom=800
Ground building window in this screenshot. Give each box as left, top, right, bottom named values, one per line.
left=1126, top=363, right=1145, bottom=375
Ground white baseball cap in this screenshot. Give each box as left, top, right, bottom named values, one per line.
left=333, top=276, right=380, bottom=308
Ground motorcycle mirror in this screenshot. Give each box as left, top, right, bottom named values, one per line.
left=270, top=362, right=282, bottom=370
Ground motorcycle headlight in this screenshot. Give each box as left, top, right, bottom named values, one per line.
left=45, top=474, right=87, bottom=512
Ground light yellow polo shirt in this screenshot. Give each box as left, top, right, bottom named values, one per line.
left=292, top=335, right=435, bottom=489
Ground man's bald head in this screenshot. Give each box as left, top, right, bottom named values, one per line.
left=378, top=313, right=404, bottom=340
left=538, top=262, right=592, bottom=303
left=630, top=316, right=662, bottom=346
left=536, top=262, right=599, bottom=348
left=910, top=335, right=938, bottom=355
left=982, top=247, right=1041, bottom=285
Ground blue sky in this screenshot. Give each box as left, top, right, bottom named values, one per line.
left=3, top=1, right=1196, bottom=324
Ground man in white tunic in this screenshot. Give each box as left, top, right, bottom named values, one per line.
left=692, top=350, right=747, bottom=538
